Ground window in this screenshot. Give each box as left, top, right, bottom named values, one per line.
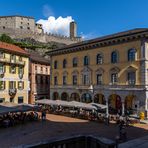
left=63, top=76, right=67, bottom=85
left=84, top=56, right=89, bottom=66
left=111, top=73, right=118, bottom=84
left=46, top=68, right=48, bottom=73
left=27, top=27, right=30, bottom=30
left=97, top=74, right=102, bottom=85
left=41, top=67, right=43, bottom=72
left=0, top=51, right=4, bottom=58
left=18, top=81, right=24, bottom=90
left=10, top=55, right=16, bottom=62
left=63, top=59, right=67, bottom=68
left=73, top=75, right=77, bottom=85
left=18, top=96, right=24, bottom=103
left=40, top=76, right=43, bottom=84
left=54, top=76, right=58, bottom=85
left=128, top=72, right=136, bottom=85
left=0, top=98, right=5, bottom=103
left=19, top=56, right=22, bottom=61
left=111, top=51, right=118, bottom=63
left=73, top=57, right=78, bottom=67
left=9, top=81, right=16, bottom=89
left=83, top=74, right=89, bottom=85
left=0, top=64, right=4, bottom=73
left=20, top=26, right=23, bottom=29
left=18, top=67, right=24, bottom=74
left=0, top=81, right=5, bottom=90
left=10, top=66, right=16, bottom=74
left=46, top=76, right=49, bottom=84
left=128, top=48, right=136, bottom=61
left=54, top=61, right=58, bottom=69
left=96, top=54, right=103, bottom=64
left=35, top=66, right=37, bottom=72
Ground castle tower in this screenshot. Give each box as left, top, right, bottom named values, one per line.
left=70, top=21, right=77, bottom=38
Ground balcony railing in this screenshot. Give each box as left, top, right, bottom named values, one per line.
left=0, top=57, right=25, bottom=66
left=9, top=88, right=17, bottom=96
left=51, top=84, right=147, bottom=91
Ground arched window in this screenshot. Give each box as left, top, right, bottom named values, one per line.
left=128, top=48, right=136, bottom=61
left=111, top=51, right=118, bottom=63
left=73, top=57, right=78, bottom=67
left=63, top=59, right=67, bottom=68
left=84, top=56, right=89, bottom=66
left=96, top=54, right=103, bottom=64
left=54, top=61, right=58, bottom=69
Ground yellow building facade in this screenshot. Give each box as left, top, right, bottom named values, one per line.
left=0, top=42, right=30, bottom=103
left=48, top=28, right=148, bottom=118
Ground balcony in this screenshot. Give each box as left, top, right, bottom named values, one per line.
left=51, top=84, right=147, bottom=91
left=9, top=88, right=17, bottom=96
left=0, top=57, right=25, bottom=66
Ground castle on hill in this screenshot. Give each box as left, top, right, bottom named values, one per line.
left=0, top=15, right=82, bottom=45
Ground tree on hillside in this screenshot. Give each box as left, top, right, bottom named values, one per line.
left=0, top=34, right=14, bottom=44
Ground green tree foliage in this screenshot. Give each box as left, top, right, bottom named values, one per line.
left=0, top=34, right=14, bottom=43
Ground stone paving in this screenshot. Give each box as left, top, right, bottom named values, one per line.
left=0, top=113, right=147, bottom=148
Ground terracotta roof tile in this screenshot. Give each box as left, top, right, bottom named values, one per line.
left=0, top=42, right=29, bottom=56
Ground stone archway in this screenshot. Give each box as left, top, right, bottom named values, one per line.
left=94, top=94, right=106, bottom=104
left=70, top=93, right=80, bottom=102
left=124, top=95, right=136, bottom=114
left=81, top=93, right=92, bottom=103
left=52, top=92, right=59, bottom=100
left=61, top=92, right=69, bottom=101
left=109, top=94, right=122, bottom=114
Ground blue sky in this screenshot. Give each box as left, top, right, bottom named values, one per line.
left=1, top=0, right=148, bottom=39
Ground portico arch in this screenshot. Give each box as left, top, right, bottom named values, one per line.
left=108, top=94, right=122, bottom=114
left=61, top=92, right=69, bottom=101
left=70, top=93, right=80, bottom=102
left=94, top=94, right=106, bottom=104
left=81, top=93, right=92, bottom=103
left=52, top=92, right=59, bottom=100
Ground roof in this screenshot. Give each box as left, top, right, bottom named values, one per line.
left=47, top=28, right=148, bottom=55
left=29, top=51, right=50, bottom=65
left=0, top=15, right=34, bottom=19
left=0, top=42, right=29, bottom=56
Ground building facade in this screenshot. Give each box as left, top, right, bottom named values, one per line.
left=0, top=42, right=30, bottom=103
left=47, top=28, right=148, bottom=118
left=29, top=51, right=50, bottom=104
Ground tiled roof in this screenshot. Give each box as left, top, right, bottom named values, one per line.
left=47, top=28, right=148, bottom=55
left=0, top=42, right=29, bottom=56
left=29, top=51, right=50, bottom=65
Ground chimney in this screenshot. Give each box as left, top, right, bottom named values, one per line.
left=70, top=21, right=77, bottom=38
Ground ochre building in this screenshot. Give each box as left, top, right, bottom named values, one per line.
left=47, top=28, right=148, bottom=118
left=0, top=42, right=30, bottom=103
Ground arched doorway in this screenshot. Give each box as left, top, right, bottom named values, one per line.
left=61, top=92, right=69, bottom=101
left=70, top=93, right=80, bottom=102
left=109, top=94, right=122, bottom=114
left=53, top=92, right=59, bottom=100
left=94, top=94, right=106, bottom=104
left=81, top=93, right=92, bottom=103
left=125, top=95, right=135, bottom=114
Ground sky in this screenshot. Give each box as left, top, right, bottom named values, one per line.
left=1, top=0, right=148, bottom=39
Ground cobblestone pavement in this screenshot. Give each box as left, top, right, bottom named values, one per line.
left=0, top=113, right=147, bottom=148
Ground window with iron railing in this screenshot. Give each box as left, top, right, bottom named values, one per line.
left=0, top=81, right=5, bottom=90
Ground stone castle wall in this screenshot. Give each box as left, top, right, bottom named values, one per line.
left=0, top=28, right=82, bottom=45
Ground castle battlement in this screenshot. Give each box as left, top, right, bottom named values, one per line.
left=0, top=15, right=82, bottom=45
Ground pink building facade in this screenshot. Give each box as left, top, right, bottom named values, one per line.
left=29, top=51, right=50, bottom=104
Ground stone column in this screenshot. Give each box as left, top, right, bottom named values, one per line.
left=122, top=100, right=125, bottom=116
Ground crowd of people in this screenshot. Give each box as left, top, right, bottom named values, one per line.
left=0, top=111, right=39, bottom=128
